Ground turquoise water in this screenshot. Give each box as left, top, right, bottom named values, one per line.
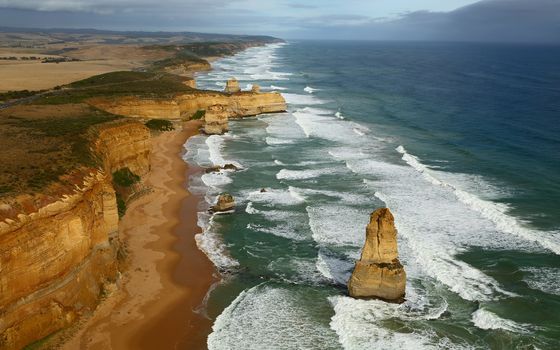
left=185, top=41, right=560, bottom=349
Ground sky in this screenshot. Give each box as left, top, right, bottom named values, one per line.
left=0, top=0, right=558, bottom=43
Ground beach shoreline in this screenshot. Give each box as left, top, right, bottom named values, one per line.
left=62, top=119, right=218, bottom=349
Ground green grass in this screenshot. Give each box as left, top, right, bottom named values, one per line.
left=190, top=110, right=206, bottom=120
left=0, top=89, right=44, bottom=103
left=145, top=119, right=174, bottom=131
left=33, top=71, right=194, bottom=105
left=0, top=105, right=122, bottom=196
left=112, top=167, right=140, bottom=187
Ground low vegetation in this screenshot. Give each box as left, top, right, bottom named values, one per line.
left=34, top=71, right=195, bottom=105
left=0, top=104, right=120, bottom=196
left=145, top=118, right=174, bottom=131
left=0, top=89, right=44, bottom=103
left=112, top=168, right=141, bottom=187
left=190, top=110, right=206, bottom=120
left=116, top=193, right=127, bottom=217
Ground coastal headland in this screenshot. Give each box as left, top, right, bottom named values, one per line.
left=0, top=28, right=285, bottom=350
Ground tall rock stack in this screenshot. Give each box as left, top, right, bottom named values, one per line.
left=224, top=78, right=241, bottom=93
left=203, top=104, right=229, bottom=135
left=347, top=208, right=406, bottom=302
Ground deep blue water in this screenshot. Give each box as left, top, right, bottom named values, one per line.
left=283, top=41, right=560, bottom=229
left=187, top=41, right=560, bottom=349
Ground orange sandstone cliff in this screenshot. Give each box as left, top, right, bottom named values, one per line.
left=0, top=121, right=151, bottom=349
left=87, top=78, right=287, bottom=136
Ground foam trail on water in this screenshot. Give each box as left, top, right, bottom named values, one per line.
left=195, top=212, right=239, bottom=271
left=208, top=285, right=339, bottom=350
left=471, top=309, right=529, bottom=333
left=396, top=145, right=560, bottom=255
left=329, top=294, right=464, bottom=350
left=304, top=86, right=320, bottom=94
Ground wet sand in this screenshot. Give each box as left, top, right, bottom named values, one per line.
left=63, top=119, right=217, bottom=349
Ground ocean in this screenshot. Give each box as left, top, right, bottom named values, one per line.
left=184, top=41, right=560, bottom=349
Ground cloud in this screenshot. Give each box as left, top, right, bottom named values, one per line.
left=284, top=3, right=317, bottom=9
left=0, top=0, right=558, bottom=42
left=0, top=0, right=230, bottom=14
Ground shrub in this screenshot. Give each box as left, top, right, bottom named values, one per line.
left=191, top=110, right=205, bottom=120
left=116, top=193, right=127, bottom=217
left=112, top=167, right=140, bottom=187
left=145, top=119, right=174, bottom=131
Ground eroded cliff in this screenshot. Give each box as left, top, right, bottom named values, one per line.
left=0, top=121, right=151, bottom=349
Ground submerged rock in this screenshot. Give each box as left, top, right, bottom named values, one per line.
left=205, top=163, right=239, bottom=173
left=211, top=193, right=235, bottom=213
left=347, top=208, right=406, bottom=302
left=224, top=78, right=241, bottom=93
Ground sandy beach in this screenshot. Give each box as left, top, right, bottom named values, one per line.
left=63, top=119, right=217, bottom=350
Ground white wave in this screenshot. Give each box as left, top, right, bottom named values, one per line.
left=201, top=172, right=233, bottom=189
left=276, top=168, right=339, bottom=180
left=269, top=85, right=287, bottom=90
left=265, top=137, right=296, bottom=145
left=341, top=151, right=523, bottom=301
left=195, top=212, right=239, bottom=271
left=246, top=188, right=306, bottom=206
left=471, top=309, right=529, bottom=333
left=522, top=267, right=560, bottom=295
left=289, top=186, right=370, bottom=204
left=353, top=128, right=365, bottom=136
left=335, top=111, right=345, bottom=120
left=316, top=250, right=354, bottom=285
left=245, top=201, right=260, bottom=214
left=247, top=222, right=308, bottom=241
left=304, top=86, right=320, bottom=94
left=329, top=295, right=462, bottom=350
left=307, top=205, right=371, bottom=246
left=293, top=109, right=367, bottom=143
left=396, top=145, right=560, bottom=255
left=268, top=256, right=331, bottom=285
left=283, top=93, right=327, bottom=105
left=208, top=285, right=338, bottom=350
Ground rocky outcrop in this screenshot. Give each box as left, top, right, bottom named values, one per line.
left=0, top=121, right=152, bottom=349
left=224, top=78, right=240, bottom=93
left=211, top=193, right=235, bottom=213
left=0, top=171, right=119, bottom=350
left=183, top=78, right=197, bottom=89
left=347, top=208, right=406, bottom=302
left=87, top=83, right=286, bottom=121
left=203, top=105, right=229, bottom=135
left=90, top=121, right=152, bottom=177
left=205, top=164, right=239, bottom=173
left=251, top=84, right=261, bottom=93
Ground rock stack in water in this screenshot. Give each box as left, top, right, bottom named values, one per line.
left=212, top=193, right=235, bottom=213
left=224, top=78, right=241, bottom=93
left=348, top=208, right=406, bottom=302
left=203, top=104, right=229, bottom=135
left=251, top=84, right=261, bottom=93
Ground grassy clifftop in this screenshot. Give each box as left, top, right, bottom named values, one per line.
left=0, top=104, right=120, bottom=197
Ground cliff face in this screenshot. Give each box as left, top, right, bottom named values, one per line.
left=203, top=105, right=229, bottom=135
left=88, top=90, right=287, bottom=121
left=347, top=208, right=406, bottom=302
left=91, top=121, right=152, bottom=177
left=0, top=121, right=151, bottom=349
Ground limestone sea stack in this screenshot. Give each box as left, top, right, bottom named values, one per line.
left=203, top=104, right=229, bottom=135
left=224, top=78, right=241, bottom=93
left=212, top=193, right=235, bottom=213
left=347, top=208, right=406, bottom=302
